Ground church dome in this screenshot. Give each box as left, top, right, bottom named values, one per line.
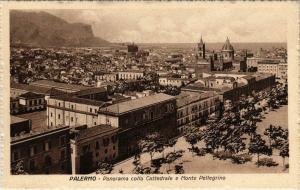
left=222, top=37, right=234, bottom=51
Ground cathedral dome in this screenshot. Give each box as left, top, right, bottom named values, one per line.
left=222, top=37, right=234, bottom=52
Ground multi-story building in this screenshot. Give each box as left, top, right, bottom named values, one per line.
left=95, top=72, right=117, bottom=82
left=18, top=92, right=46, bottom=113
left=30, top=80, right=90, bottom=93
left=176, top=91, right=221, bottom=133
left=159, top=77, right=192, bottom=87
left=278, top=63, right=288, bottom=82
left=221, top=37, right=234, bottom=62
left=118, top=70, right=144, bottom=81
left=11, top=125, right=71, bottom=174
left=10, top=115, right=32, bottom=137
left=127, top=43, right=139, bottom=56
left=70, top=125, right=119, bottom=174
left=10, top=97, right=20, bottom=114
left=70, top=87, right=108, bottom=102
left=246, top=57, right=285, bottom=71
left=47, top=96, right=107, bottom=128
left=183, top=72, right=276, bottom=103
left=98, top=93, right=177, bottom=159
left=257, top=60, right=280, bottom=77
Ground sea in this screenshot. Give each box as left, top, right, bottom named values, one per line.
left=136, top=42, right=287, bottom=52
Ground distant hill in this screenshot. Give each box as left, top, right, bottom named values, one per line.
left=10, top=10, right=110, bottom=47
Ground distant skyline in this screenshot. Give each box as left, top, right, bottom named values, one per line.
left=44, top=5, right=287, bottom=43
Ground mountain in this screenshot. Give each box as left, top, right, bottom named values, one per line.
left=10, top=10, right=110, bottom=47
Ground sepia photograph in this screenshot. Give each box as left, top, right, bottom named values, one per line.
left=8, top=6, right=291, bottom=176
left=1, top=0, right=299, bottom=188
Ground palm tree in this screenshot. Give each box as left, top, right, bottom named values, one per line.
left=248, top=134, right=272, bottom=166
left=11, top=160, right=27, bottom=175
left=279, top=141, right=289, bottom=166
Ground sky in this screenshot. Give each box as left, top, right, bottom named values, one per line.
left=45, top=4, right=287, bottom=43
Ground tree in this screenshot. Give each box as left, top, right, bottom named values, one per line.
left=138, top=132, right=165, bottom=162
left=96, top=162, right=113, bottom=174
left=241, top=120, right=257, bottom=139
left=168, top=138, right=177, bottom=153
left=279, top=141, right=289, bottom=166
left=203, top=123, right=223, bottom=153
left=264, top=125, right=285, bottom=147
left=11, top=160, right=27, bottom=175
left=184, top=126, right=204, bottom=155
left=225, top=137, right=246, bottom=154
left=175, top=165, right=184, bottom=174
left=248, top=134, right=272, bottom=166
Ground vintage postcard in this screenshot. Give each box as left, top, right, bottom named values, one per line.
left=0, top=1, right=299, bottom=189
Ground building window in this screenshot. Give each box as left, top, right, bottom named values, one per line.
left=96, top=141, right=100, bottom=149
left=82, top=144, right=90, bottom=154
left=95, top=109, right=97, bottom=113
left=61, top=163, right=65, bottom=171
left=71, top=105, right=74, bottom=110
left=60, top=136, right=66, bottom=146
left=50, top=112, right=53, bottom=117
left=94, top=122, right=97, bottom=126
left=12, top=151, right=19, bottom=162
left=142, top=112, right=146, bottom=120
left=39, top=99, right=42, bottom=104
left=113, top=146, right=115, bottom=150
left=105, top=149, right=108, bottom=154
left=111, top=135, right=117, bottom=143
left=45, top=155, right=52, bottom=166
left=71, top=117, right=73, bottom=122
left=50, top=122, right=53, bottom=127
left=29, top=160, right=35, bottom=171
left=44, top=141, right=52, bottom=151
left=58, top=114, right=60, bottom=119
left=29, top=146, right=37, bottom=157
left=103, top=138, right=110, bottom=147
left=90, top=108, right=92, bottom=113
left=60, top=149, right=66, bottom=161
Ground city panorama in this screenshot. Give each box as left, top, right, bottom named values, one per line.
left=10, top=9, right=288, bottom=174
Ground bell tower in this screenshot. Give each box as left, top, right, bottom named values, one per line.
left=197, top=36, right=205, bottom=59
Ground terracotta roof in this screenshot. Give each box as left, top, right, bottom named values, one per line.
left=30, top=80, right=89, bottom=92
left=47, top=88, right=68, bottom=97
left=11, top=82, right=50, bottom=95
left=11, top=125, right=69, bottom=144
left=55, top=95, right=107, bottom=107
left=99, top=93, right=175, bottom=115
left=11, top=115, right=29, bottom=125
left=176, top=91, right=217, bottom=108
left=19, top=92, right=44, bottom=99
left=72, top=125, right=118, bottom=141
left=70, top=87, right=107, bottom=97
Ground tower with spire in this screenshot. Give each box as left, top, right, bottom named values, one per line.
left=197, top=36, right=205, bottom=60
left=221, top=37, right=234, bottom=61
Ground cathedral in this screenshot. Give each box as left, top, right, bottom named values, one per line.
left=196, top=36, right=206, bottom=60
left=221, top=37, right=235, bottom=62
left=194, top=36, right=214, bottom=78
left=215, top=37, right=234, bottom=71
left=194, top=36, right=234, bottom=78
